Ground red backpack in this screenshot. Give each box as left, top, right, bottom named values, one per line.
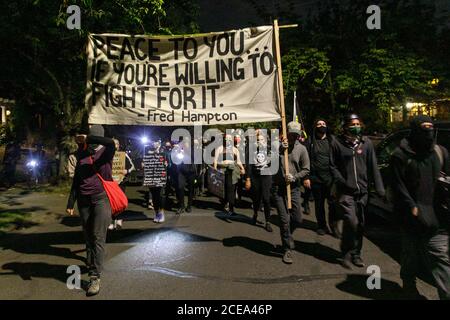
left=90, top=157, right=128, bottom=216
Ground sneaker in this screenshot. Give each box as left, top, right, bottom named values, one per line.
left=86, top=277, right=101, bottom=297
left=282, top=250, right=293, bottom=264
left=186, top=206, right=192, bottom=213
left=108, top=224, right=115, bottom=230
left=155, top=211, right=165, bottom=223
left=176, top=207, right=185, bottom=215
left=153, top=214, right=160, bottom=223
left=224, top=203, right=230, bottom=213
left=351, top=256, right=365, bottom=268
left=265, top=222, right=273, bottom=233
left=316, top=228, right=327, bottom=236
left=115, top=219, right=123, bottom=230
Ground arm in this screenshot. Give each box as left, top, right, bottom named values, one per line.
left=87, top=135, right=116, bottom=164
left=66, top=162, right=80, bottom=210
left=330, top=140, right=346, bottom=187
left=125, top=153, right=135, bottom=174
left=294, top=145, right=310, bottom=180
left=390, top=155, right=417, bottom=210
left=234, top=147, right=245, bottom=173
left=213, top=146, right=222, bottom=170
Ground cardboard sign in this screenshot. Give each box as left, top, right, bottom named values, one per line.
left=112, top=151, right=126, bottom=184
left=207, top=165, right=225, bottom=198
left=143, top=152, right=167, bottom=187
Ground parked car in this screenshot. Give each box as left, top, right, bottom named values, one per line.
left=369, top=121, right=450, bottom=222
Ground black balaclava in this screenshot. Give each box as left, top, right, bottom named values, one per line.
left=408, top=115, right=435, bottom=154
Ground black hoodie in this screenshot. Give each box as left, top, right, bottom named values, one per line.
left=330, top=135, right=385, bottom=199
left=391, top=138, right=449, bottom=235
left=307, top=124, right=335, bottom=185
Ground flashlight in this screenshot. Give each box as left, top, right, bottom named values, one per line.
left=27, top=160, right=38, bottom=168
left=141, top=136, right=149, bottom=145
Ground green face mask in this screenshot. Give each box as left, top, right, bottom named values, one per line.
left=348, top=126, right=362, bottom=136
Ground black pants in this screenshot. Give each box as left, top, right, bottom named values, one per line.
left=252, top=174, right=272, bottom=222
left=177, top=172, right=195, bottom=208
left=337, top=193, right=366, bottom=258
left=401, top=230, right=450, bottom=300
left=302, top=187, right=312, bottom=212
left=312, top=182, right=337, bottom=230
left=77, top=192, right=112, bottom=278
left=224, top=169, right=236, bottom=211
left=150, top=187, right=166, bottom=212
left=273, top=185, right=302, bottom=250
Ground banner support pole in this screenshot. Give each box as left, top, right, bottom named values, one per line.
left=273, top=19, right=292, bottom=209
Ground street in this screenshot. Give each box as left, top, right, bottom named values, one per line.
left=0, top=185, right=439, bottom=300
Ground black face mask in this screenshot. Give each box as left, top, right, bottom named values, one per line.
left=411, top=128, right=434, bottom=153
left=316, top=126, right=327, bottom=135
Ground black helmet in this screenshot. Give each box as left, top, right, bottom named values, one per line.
left=343, top=113, right=360, bottom=126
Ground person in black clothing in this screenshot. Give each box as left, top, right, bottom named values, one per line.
left=390, top=115, right=450, bottom=300
left=307, top=119, right=340, bottom=237
left=175, top=137, right=196, bottom=214
left=247, top=130, right=273, bottom=232
left=330, top=114, right=385, bottom=269
left=2, top=140, right=21, bottom=188
left=299, top=129, right=312, bottom=215
left=66, top=125, right=115, bottom=296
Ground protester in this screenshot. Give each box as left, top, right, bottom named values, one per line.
left=307, top=119, right=340, bottom=237
left=145, top=139, right=167, bottom=223
left=163, top=140, right=175, bottom=210
left=390, top=115, right=450, bottom=300
left=109, top=139, right=135, bottom=230
left=273, top=122, right=310, bottom=264
left=246, top=130, right=273, bottom=232
left=213, top=133, right=245, bottom=215
left=330, top=114, right=385, bottom=269
left=66, top=124, right=115, bottom=297
left=298, top=126, right=312, bottom=215
left=175, top=137, right=196, bottom=214
left=2, top=140, right=21, bottom=188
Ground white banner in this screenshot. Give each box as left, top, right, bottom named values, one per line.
left=86, top=26, right=281, bottom=126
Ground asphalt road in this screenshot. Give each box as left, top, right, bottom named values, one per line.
left=0, top=185, right=439, bottom=300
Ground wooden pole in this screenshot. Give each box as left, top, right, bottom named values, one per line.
left=273, top=19, right=292, bottom=209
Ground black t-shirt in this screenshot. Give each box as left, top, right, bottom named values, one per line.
left=312, top=138, right=332, bottom=184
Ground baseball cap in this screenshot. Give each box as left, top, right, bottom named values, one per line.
left=287, top=121, right=302, bottom=135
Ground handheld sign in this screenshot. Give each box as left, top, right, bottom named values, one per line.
left=143, top=151, right=167, bottom=187
left=207, top=165, right=225, bottom=199
left=112, top=151, right=126, bottom=184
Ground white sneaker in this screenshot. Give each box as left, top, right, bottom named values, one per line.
left=108, top=224, right=115, bottom=230
left=115, top=219, right=123, bottom=230
left=157, top=211, right=165, bottom=223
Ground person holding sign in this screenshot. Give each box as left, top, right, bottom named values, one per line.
left=108, top=139, right=135, bottom=230
left=246, top=131, right=274, bottom=232
left=66, top=125, right=115, bottom=296
left=213, top=133, right=245, bottom=215
left=272, top=122, right=310, bottom=264
left=143, top=140, right=167, bottom=223
left=174, top=138, right=197, bottom=214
